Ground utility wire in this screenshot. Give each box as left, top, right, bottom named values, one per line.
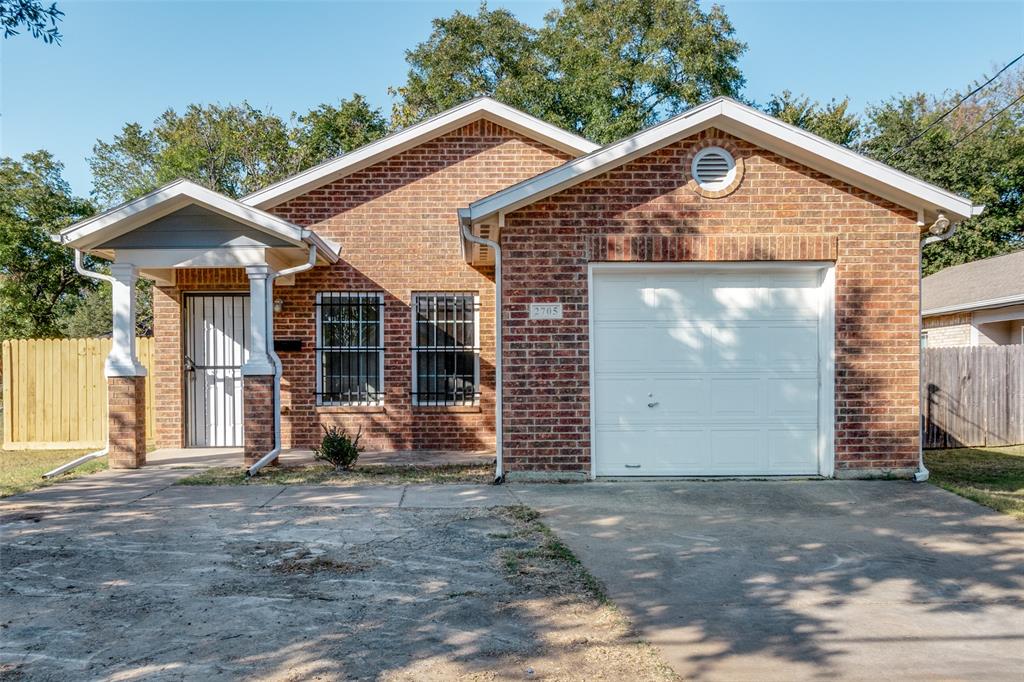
left=950, top=91, right=1024, bottom=148
left=885, top=51, right=1024, bottom=161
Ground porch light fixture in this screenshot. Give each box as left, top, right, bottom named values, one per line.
left=273, top=298, right=284, bottom=313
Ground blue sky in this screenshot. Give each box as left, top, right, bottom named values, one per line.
left=3, top=0, right=1023, bottom=196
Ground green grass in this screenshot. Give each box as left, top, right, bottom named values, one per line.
left=175, top=463, right=494, bottom=486
left=0, top=448, right=107, bottom=498
left=925, top=445, right=1024, bottom=520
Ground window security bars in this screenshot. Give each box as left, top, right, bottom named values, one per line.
left=411, top=293, right=480, bottom=406
left=315, top=292, right=384, bottom=405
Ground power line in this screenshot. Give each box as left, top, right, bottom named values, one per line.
left=885, top=51, right=1024, bottom=161
left=950, top=91, right=1024, bottom=149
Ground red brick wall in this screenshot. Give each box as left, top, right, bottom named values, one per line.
left=500, top=129, right=922, bottom=476
left=152, top=120, right=571, bottom=452
left=107, top=376, right=146, bottom=468
left=243, top=375, right=275, bottom=465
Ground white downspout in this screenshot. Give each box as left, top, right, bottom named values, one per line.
left=460, top=214, right=504, bottom=484
left=916, top=212, right=957, bottom=483
left=42, top=250, right=115, bottom=478
left=247, top=245, right=317, bottom=477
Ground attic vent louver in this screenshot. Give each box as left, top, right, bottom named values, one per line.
left=691, top=147, right=736, bottom=191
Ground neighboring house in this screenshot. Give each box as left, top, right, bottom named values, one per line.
left=55, top=97, right=983, bottom=480
left=922, top=250, right=1024, bottom=347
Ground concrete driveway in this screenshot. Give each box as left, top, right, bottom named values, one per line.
left=513, top=481, right=1024, bottom=681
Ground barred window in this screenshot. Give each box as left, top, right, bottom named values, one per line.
left=315, top=292, right=384, bottom=405
left=412, top=293, right=480, bottom=406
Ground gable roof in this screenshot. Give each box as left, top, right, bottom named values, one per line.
left=55, top=179, right=339, bottom=262
left=922, top=250, right=1024, bottom=316
left=464, top=97, right=985, bottom=226
left=241, top=97, right=600, bottom=209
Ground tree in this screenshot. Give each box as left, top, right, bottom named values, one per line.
left=861, top=69, right=1024, bottom=274
left=540, top=0, right=747, bottom=142
left=1, top=0, right=63, bottom=44
left=0, top=152, right=95, bottom=339
left=391, top=0, right=746, bottom=142
left=89, top=97, right=389, bottom=208
left=60, top=279, right=153, bottom=338
left=292, top=95, right=390, bottom=168
left=764, top=91, right=860, bottom=146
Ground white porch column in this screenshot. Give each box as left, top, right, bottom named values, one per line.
left=105, top=263, right=147, bottom=377
left=241, top=264, right=276, bottom=376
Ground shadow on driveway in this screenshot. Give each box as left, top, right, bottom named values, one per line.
left=512, top=480, right=1024, bottom=681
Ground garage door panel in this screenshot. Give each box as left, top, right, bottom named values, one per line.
left=763, top=324, right=819, bottom=369
left=767, top=378, right=819, bottom=417
left=768, top=428, right=819, bottom=472
left=594, top=322, right=649, bottom=370
left=594, top=376, right=651, bottom=424
left=647, top=324, right=706, bottom=370
left=710, top=429, right=764, bottom=471
left=593, top=276, right=648, bottom=320
left=650, top=377, right=705, bottom=417
left=592, top=267, right=828, bottom=477
left=710, top=377, right=762, bottom=417
left=595, top=428, right=709, bottom=476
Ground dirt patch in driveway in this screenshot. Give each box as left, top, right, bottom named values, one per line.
left=0, top=500, right=673, bottom=681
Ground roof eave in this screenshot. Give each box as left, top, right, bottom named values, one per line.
left=465, top=97, right=983, bottom=226
left=241, top=97, right=599, bottom=210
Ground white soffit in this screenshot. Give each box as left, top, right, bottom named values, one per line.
left=465, top=97, right=984, bottom=225
left=55, top=179, right=339, bottom=263
left=241, top=97, right=599, bottom=210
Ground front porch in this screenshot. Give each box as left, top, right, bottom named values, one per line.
left=54, top=180, right=341, bottom=472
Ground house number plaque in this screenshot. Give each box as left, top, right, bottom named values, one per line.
left=529, top=302, right=563, bottom=320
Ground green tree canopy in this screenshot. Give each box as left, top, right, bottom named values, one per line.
left=861, top=69, right=1024, bottom=274
left=1, top=0, right=63, bottom=44
left=0, top=152, right=96, bottom=339
left=89, top=95, right=389, bottom=208
left=392, top=0, right=746, bottom=142
left=764, top=90, right=860, bottom=146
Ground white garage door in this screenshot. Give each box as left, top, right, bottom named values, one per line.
left=591, top=266, right=832, bottom=477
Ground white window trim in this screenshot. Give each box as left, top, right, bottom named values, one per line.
left=411, top=292, right=481, bottom=406
left=315, top=291, right=385, bottom=406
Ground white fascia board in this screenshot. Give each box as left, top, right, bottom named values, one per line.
left=923, top=293, right=1024, bottom=317
left=241, top=98, right=598, bottom=210
left=467, top=97, right=982, bottom=225
left=55, top=179, right=339, bottom=263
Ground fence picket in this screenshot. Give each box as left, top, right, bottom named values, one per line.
left=1, top=338, right=155, bottom=449
left=923, top=345, right=1024, bottom=449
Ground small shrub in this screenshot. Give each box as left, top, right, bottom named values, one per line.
left=313, top=424, right=361, bottom=470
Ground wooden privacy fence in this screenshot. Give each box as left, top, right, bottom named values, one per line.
left=1, top=338, right=155, bottom=450
left=922, top=345, right=1024, bottom=449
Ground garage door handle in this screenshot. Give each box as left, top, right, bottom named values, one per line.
left=647, top=401, right=659, bottom=408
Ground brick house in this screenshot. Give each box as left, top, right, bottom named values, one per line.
left=921, top=250, right=1024, bottom=347
left=56, top=97, right=982, bottom=480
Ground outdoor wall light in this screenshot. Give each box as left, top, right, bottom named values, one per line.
left=273, top=298, right=284, bottom=313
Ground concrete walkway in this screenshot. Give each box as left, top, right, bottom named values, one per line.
left=513, top=481, right=1024, bottom=681
left=1, top=471, right=516, bottom=512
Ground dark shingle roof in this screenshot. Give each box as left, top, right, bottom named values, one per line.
left=922, top=250, right=1024, bottom=314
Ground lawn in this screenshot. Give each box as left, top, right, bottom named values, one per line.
left=0, top=448, right=106, bottom=498
left=176, top=462, right=494, bottom=486
left=925, top=444, right=1024, bottom=520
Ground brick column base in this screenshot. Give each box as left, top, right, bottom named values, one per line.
left=108, top=376, right=146, bottom=469
left=243, top=375, right=276, bottom=467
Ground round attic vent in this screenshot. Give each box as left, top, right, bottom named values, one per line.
left=691, top=147, right=736, bottom=191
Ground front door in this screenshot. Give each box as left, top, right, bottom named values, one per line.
left=184, top=293, right=250, bottom=447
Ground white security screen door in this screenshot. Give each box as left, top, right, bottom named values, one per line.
left=591, top=266, right=831, bottom=477
left=184, top=294, right=250, bottom=447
